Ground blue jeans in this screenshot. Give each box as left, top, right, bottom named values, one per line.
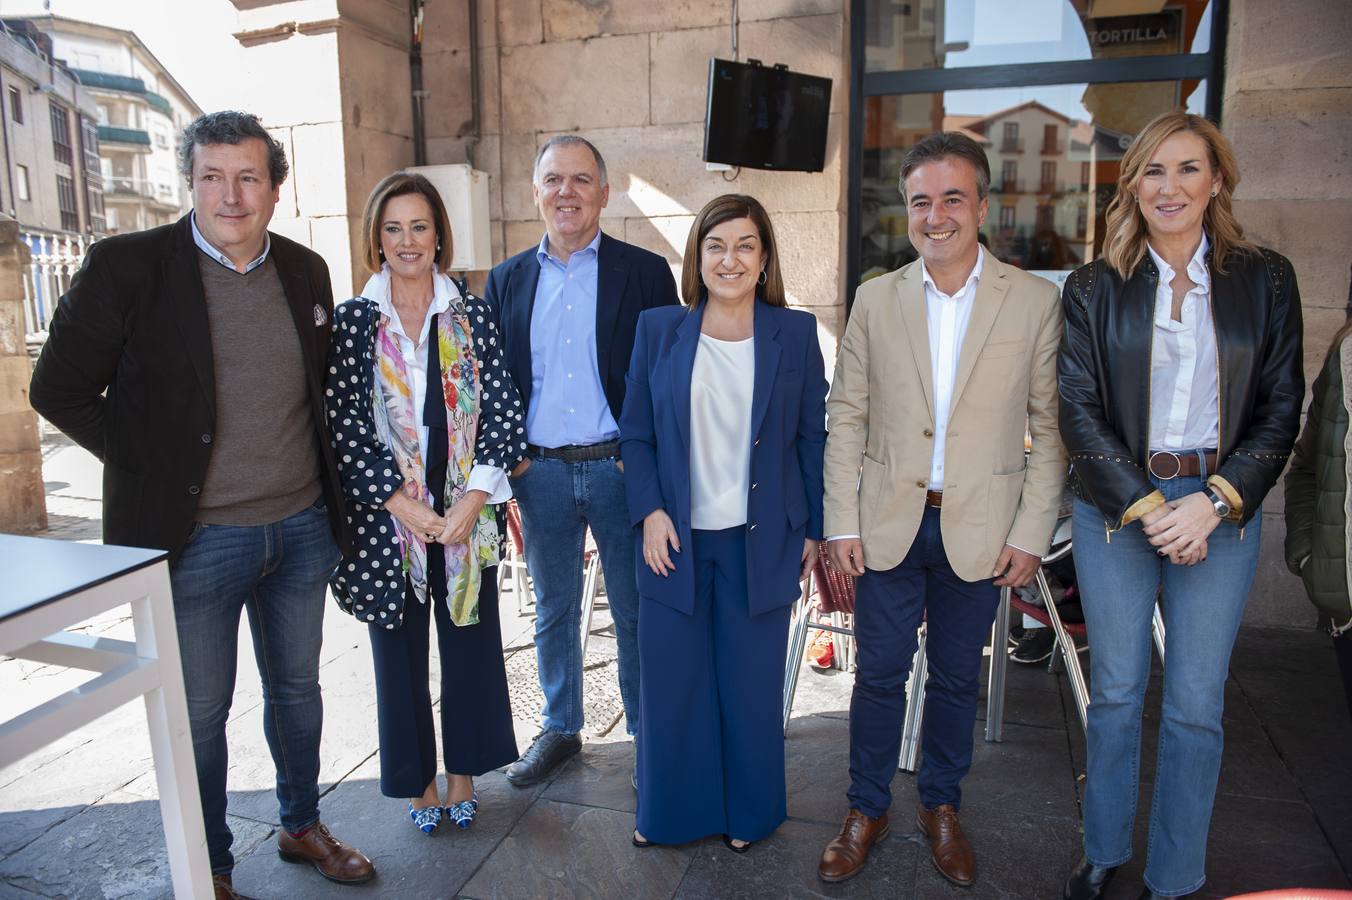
left=847, top=505, right=1001, bottom=816
left=169, top=501, right=340, bottom=874
left=1072, top=475, right=1260, bottom=896
left=510, top=454, right=640, bottom=735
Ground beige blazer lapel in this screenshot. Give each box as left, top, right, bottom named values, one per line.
left=949, top=257, right=1010, bottom=413
left=895, top=264, right=935, bottom=426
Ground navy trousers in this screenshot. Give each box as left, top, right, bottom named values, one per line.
left=847, top=505, right=1000, bottom=816
left=636, top=526, right=792, bottom=845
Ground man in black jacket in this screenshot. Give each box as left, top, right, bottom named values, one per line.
left=30, top=111, right=372, bottom=898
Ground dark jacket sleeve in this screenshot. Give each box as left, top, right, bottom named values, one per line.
left=466, top=295, right=526, bottom=473
left=1284, top=343, right=1336, bottom=574
left=797, top=317, right=828, bottom=542
left=618, top=312, right=666, bottom=527
left=1057, top=267, right=1160, bottom=526
left=28, top=242, right=127, bottom=459
left=326, top=302, right=404, bottom=506
left=1213, top=251, right=1305, bottom=515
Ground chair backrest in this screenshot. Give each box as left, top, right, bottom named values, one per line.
left=505, top=501, right=526, bottom=554
left=814, top=553, right=857, bottom=615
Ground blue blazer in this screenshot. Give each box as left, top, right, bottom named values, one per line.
left=482, top=232, right=680, bottom=426
left=618, top=301, right=827, bottom=616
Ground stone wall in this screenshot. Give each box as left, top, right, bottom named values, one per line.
left=1224, top=0, right=1352, bottom=627
left=0, top=216, right=46, bottom=534
left=422, top=0, right=851, bottom=364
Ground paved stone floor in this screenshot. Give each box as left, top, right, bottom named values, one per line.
left=2, top=431, right=1350, bottom=899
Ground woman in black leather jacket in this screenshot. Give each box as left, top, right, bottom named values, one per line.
left=1057, top=112, right=1303, bottom=900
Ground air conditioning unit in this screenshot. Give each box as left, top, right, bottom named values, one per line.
left=405, top=164, right=492, bottom=272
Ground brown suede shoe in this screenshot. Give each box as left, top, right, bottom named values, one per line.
left=818, top=809, right=891, bottom=883
left=212, top=874, right=255, bottom=900
left=276, top=821, right=375, bottom=884
left=916, top=803, right=975, bottom=886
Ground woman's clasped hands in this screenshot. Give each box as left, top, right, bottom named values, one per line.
left=385, top=488, right=488, bottom=546
left=1141, top=492, right=1221, bottom=566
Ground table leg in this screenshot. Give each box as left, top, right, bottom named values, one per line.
left=133, top=564, right=213, bottom=900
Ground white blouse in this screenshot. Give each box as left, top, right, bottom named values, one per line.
left=1147, top=236, right=1220, bottom=453
left=689, top=334, right=755, bottom=530
left=363, top=267, right=511, bottom=503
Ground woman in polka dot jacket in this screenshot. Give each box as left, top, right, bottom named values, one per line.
left=326, top=172, right=527, bottom=835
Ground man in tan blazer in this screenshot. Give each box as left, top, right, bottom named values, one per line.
left=817, top=132, right=1065, bottom=886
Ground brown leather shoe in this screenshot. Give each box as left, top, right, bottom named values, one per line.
left=917, top=803, right=975, bottom=886
left=276, top=821, right=375, bottom=884
left=818, top=809, right=891, bottom=883
left=212, top=874, right=255, bottom=900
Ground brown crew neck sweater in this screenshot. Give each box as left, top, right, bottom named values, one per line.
left=195, top=254, right=322, bottom=525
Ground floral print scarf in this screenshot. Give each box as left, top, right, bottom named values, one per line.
left=373, top=288, right=499, bottom=625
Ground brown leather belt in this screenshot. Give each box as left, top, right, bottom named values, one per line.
left=925, top=490, right=944, bottom=508
left=1147, top=450, right=1218, bottom=479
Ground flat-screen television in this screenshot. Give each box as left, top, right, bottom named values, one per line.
left=703, top=58, right=832, bottom=173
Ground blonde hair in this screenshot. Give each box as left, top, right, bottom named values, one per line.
left=1102, top=111, right=1254, bottom=280
left=359, top=171, right=454, bottom=274
left=681, top=194, right=787, bottom=308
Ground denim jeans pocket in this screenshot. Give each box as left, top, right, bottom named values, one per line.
left=184, top=521, right=207, bottom=546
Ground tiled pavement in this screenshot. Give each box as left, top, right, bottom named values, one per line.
left=1, top=433, right=1350, bottom=899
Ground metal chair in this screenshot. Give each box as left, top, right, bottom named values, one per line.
left=984, top=515, right=1168, bottom=742
left=577, top=529, right=603, bottom=656
left=782, top=554, right=929, bottom=775
left=498, top=501, right=534, bottom=614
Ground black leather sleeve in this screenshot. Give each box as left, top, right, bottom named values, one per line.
left=1214, top=250, right=1305, bottom=523
left=1056, top=264, right=1158, bottom=527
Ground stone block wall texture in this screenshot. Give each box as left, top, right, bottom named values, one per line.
left=0, top=217, right=46, bottom=533
left=1224, top=0, right=1352, bottom=627
left=420, top=0, right=850, bottom=368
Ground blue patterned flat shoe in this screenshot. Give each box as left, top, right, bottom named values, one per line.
left=445, top=792, right=479, bottom=829
left=408, top=801, right=442, bottom=834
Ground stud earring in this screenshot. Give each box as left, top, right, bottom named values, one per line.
left=1210, top=190, right=1218, bottom=198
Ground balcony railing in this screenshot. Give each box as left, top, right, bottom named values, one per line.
left=1000, top=137, right=1024, bottom=153
left=96, top=125, right=151, bottom=147
left=20, top=230, right=93, bottom=338
left=103, top=175, right=157, bottom=198
left=997, top=178, right=1025, bottom=194
left=1041, top=140, right=1065, bottom=155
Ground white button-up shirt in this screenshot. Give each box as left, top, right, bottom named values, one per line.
left=922, top=246, right=985, bottom=490
left=362, top=267, right=510, bottom=503
left=1147, top=235, right=1219, bottom=452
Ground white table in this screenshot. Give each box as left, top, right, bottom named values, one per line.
left=0, top=534, right=212, bottom=898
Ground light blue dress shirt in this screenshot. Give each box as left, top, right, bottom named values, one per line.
left=190, top=210, right=271, bottom=273
left=527, top=229, right=618, bottom=447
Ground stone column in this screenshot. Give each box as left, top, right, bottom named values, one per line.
left=229, top=0, right=416, bottom=300
left=0, top=216, right=46, bottom=533
left=1224, top=0, right=1352, bottom=627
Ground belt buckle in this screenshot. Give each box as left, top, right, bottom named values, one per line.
left=1150, top=450, right=1182, bottom=480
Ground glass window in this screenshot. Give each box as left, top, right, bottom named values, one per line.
left=8, top=86, right=22, bottom=124
left=15, top=164, right=29, bottom=201
left=859, top=78, right=1206, bottom=283
left=50, top=102, right=73, bottom=166
left=864, top=0, right=1214, bottom=73
left=56, top=174, right=79, bottom=232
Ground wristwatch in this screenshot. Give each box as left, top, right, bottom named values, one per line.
left=1203, top=486, right=1231, bottom=518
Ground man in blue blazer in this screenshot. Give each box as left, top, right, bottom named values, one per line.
left=483, top=135, right=679, bottom=785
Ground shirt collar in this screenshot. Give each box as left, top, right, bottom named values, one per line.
left=920, top=245, right=985, bottom=299
left=361, top=264, right=458, bottom=345
left=1146, top=233, right=1211, bottom=291
left=190, top=210, right=270, bottom=274
left=536, top=227, right=603, bottom=266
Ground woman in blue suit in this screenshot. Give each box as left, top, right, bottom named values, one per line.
left=619, top=193, right=827, bottom=851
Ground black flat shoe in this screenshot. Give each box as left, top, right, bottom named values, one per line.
left=722, top=834, right=753, bottom=854
left=632, top=831, right=655, bottom=848
left=506, top=730, right=582, bottom=787
left=1063, top=854, right=1118, bottom=900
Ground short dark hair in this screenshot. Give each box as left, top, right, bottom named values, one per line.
left=533, top=135, right=608, bottom=186
left=681, top=194, right=786, bottom=309
left=359, top=171, right=454, bottom=274
left=897, top=132, right=991, bottom=201
left=177, top=111, right=289, bottom=187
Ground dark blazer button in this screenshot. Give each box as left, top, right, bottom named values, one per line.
left=201, top=433, right=213, bottom=444
left=188, top=485, right=201, bottom=495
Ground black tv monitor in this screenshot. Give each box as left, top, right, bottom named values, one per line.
left=703, top=58, right=832, bottom=173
